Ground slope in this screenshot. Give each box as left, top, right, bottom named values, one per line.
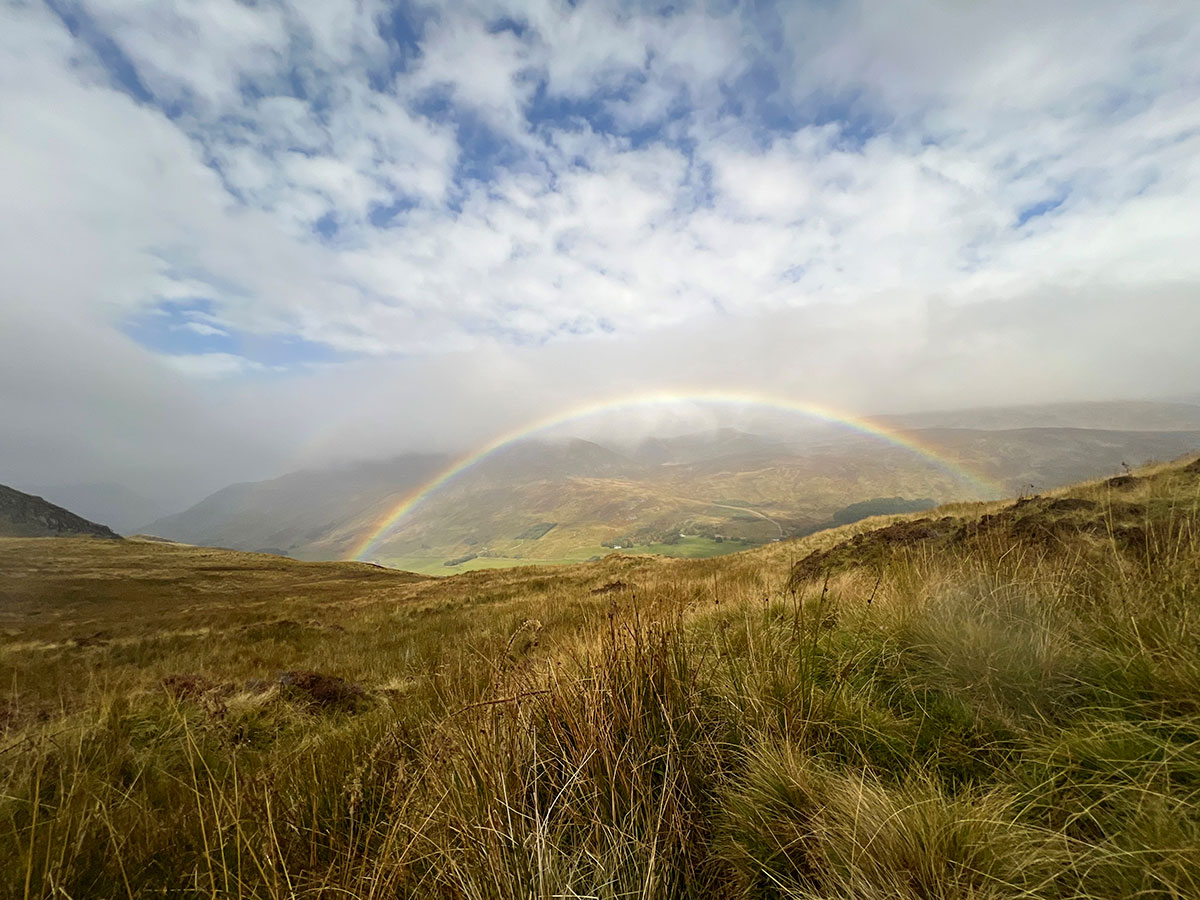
left=3, top=454, right=1199, bottom=897
left=360, top=425, right=1200, bottom=571
left=143, top=452, right=449, bottom=554
left=141, top=413, right=1200, bottom=574
left=0, top=483, right=121, bottom=539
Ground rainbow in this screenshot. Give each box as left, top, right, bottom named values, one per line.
left=349, top=390, right=1002, bottom=561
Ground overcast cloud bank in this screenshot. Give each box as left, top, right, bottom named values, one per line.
left=2, top=0, right=1198, bottom=505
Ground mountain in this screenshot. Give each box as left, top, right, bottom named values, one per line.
left=146, top=410, right=1200, bottom=574
left=25, top=482, right=168, bottom=535
left=629, top=428, right=788, bottom=465
left=901, top=426, right=1200, bottom=494
left=357, top=425, right=1200, bottom=572
left=882, top=399, right=1200, bottom=431
left=454, top=438, right=640, bottom=484
left=0, top=484, right=121, bottom=539
left=143, top=453, right=449, bottom=556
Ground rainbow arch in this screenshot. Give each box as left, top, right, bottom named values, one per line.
left=348, top=390, right=1002, bottom=561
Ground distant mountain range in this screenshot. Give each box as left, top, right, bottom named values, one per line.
left=140, top=401, right=1200, bottom=574
left=0, top=484, right=121, bottom=539
left=875, top=400, right=1200, bottom=431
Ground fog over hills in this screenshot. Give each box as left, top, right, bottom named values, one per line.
left=877, top=400, right=1200, bottom=432
left=5, top=0, right=1200, bottom=514
left=141, top=402, right=1200, bottom=575
left=143, top=454, right=449, bottom=556
left=23, top=483, right=168, bottom=536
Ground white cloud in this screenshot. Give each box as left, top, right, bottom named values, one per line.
left=408, top=14, right=535, bottom=137
left=83, top=0, right=290, bottom=108
left=157, top=352, right=272, bottom=378
left=179, top=321, right=228, bottom=337
left=1, top=0, right=1198, bottom=498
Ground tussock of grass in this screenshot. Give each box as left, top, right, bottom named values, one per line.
left=718, top=746, right=1065, bottom=899
left=2, top=457, right=1200, bottom=897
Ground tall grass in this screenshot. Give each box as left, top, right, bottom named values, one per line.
left=3, top=462, right=1200, bottom=897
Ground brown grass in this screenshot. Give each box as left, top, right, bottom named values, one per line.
left=2, top=456, right=1199, bottom=897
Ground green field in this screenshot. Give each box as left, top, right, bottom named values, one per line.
left=384, top=536, right=748, bottom=575
left=382, top=550, right=609, bottom=575
left=637, top=535, right=752, bottom=558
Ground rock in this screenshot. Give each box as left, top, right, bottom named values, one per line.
left=0, top=484, right=121, bottom=539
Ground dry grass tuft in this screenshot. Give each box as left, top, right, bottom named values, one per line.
left=2, top=455, right=1200, bottom=897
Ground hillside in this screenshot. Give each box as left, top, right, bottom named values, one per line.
left=881, top=398, right=1200, bottom=431
left=146, top=419, right=1200, bottom=573
left=0, top=483, right=120, bottom=539
left=143, top=453, right=449, bottom=555
left=23, top=482, right=167, bottom=534
left=2, top=454, right=1199, bottom=897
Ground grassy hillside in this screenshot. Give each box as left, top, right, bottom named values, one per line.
left=352, top=427, right=1200, bottom=571
left=2, top=456, right=1200, bottom=897
left=142, top=454, right=449, bottom=554
left=148, top=423, right=1200, bottom=573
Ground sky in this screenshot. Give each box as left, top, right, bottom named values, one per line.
left=2, top=0, right=1199, bottom=509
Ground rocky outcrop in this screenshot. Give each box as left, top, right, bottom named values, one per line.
left=0, top=484, right=121, bottom=538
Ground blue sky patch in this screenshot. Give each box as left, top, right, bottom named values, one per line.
left=47, top=0, right=153, bottom=104
left=313, top=212, right=340, bottom=240
left=369, top=196, right=420, bottom=228
left=124, top=300, right=235, bottom=356
left=1016, top=191, right=1069, bottom=227
left=124, top=300, right=351, bottom=369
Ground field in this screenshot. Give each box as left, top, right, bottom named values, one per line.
left=383, top=536, right=740, bottom=575
left=635, top=535, right=749, bottom=559
left=384, top=549, right=611, bottom=575
left=2, top=456, right=1200, bottom=897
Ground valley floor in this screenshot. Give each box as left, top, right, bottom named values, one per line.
left=2, top=456, right=1200, bottom=898
left=383, top=534, right=744, bottom=575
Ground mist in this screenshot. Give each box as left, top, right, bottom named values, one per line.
left=2, top=1, right=1199, bottom=512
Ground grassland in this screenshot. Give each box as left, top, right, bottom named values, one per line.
left=385, top=549, right=611, bottom=575
left=146, top=424, right=1200, bottom=571
left=3, top=456, right=1200, bottom=897
left=351, top=451, right=969, bottom=566
left=635, top=534, right=750, bottom=558
left=384, top=536, right=740, bottom=575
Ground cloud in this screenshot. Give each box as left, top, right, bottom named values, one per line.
left=1, top=0, right=1198, bottom=503
left=157, top=352, right=274, bottom=378
left=180, top=322, right=228, bottom=338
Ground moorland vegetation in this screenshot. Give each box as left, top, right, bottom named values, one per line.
left=3, top=457, right=1200, bottom=897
